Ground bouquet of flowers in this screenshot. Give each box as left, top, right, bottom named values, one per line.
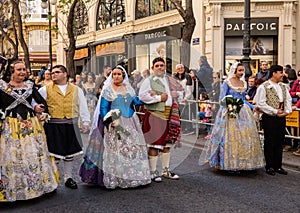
left=103, top=109, right=130, bottom=140
left=0, top=109, right=5, bottom=133
left=222, top=95, right=244, bottom=118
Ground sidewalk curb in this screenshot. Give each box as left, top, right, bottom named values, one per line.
left=181, top=135, right=300, bottom=171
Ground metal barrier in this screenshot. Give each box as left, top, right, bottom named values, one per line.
left=136, top=99, right=300, bottom=141
left=135, top=76, right=300, bottom=141
left=180, top=98, right=300, bottom=141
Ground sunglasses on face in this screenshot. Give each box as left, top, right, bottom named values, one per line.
left=154, top=64, right=165, bottom=68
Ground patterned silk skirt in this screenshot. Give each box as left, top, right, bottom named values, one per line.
left=204, top=105, right=265, bottom=171
left=103, top=114, right=151, bottom=189
left=0, top=116, right=58, bottom=202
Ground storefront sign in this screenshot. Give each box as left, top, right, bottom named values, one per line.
left=145, top=30, right=167, bottom=40
left=286, top=110, right=300, bottom=127
left=96, top=41, right=125, bottom=56
left=31, top=62, right=47, bottom=68
left=74, top=48, right=89, bottom=60
left=225, top=18, right=278, bottom=36
left=193, top=38, right=200, bottom=45
left=134, top=25, right=182, bottom=44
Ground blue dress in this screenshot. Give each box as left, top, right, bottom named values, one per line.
left=99, top=86, right=151, bottom=188
left=204, top=79, right=265, bottom=170
left=80, top=85, right=151, bottom=188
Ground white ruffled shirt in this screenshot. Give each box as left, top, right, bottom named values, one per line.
left=139, top=75, right=173, bottom=107
left=38, top=83, right=90, bottom=125
left=254, top=80, right=292, bottom=115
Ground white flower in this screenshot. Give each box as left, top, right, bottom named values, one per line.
left=221, top=95, right=233, bottom=102
left=103, top=109, right=121, bottom=122
left=0, top=109, right=5, bottom=120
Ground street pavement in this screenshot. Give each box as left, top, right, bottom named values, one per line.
left=1, top=132, right=300, bottom=213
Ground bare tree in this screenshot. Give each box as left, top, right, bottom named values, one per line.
left=170, top=0, right=196, bottom=69
left=56, top=0, right=93, bottom=78
left=10, top=0, right=30, bottom=70
left=65, top=0, right=78, bottom=78
left=0, top=1, right=18, bottom=61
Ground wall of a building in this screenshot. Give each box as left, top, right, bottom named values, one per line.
left=56, top=0, right=300, bottom=74
left=203, top=0, right=299, bottom=73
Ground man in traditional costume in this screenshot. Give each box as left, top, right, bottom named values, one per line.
left=255, top=65, right=292, bottom=176
left=39, top=65, right=90, bottom=189
left=139, top=57, right=183, bottom=182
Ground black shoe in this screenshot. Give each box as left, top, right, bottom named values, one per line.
left=276, top=168, right=288, bottom=175
left=266, top=168, right=276, bottom=176
left=65, top=178, right=78, bottom=189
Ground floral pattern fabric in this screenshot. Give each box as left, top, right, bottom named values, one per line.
left=203, top=80, right=265, bottom=170
left=103, top=115, right=151, bottom=189
left=0, top=116, right=58, bottom=202
left=82, top=83, right=98, bottom=123
left=101, top=86, right=151, bottom=189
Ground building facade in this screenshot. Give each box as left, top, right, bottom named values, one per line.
left=20, top=0, right=57, bottom=75
left=56, top=0, right=300, bottom=76
left=57, top=0, right=185, bottom=75
left=201, top=0, right=300, bottom=75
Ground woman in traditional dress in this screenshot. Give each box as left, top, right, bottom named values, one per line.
left=82, top=72, right=98, bottom=126
left=0, top=61, right=58, bottom=202
left=80, top=65, right=151, bottom=189
left=201, top=62, right=265, bottom=171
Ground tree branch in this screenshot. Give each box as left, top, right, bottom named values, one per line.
left=170, top=0, right=186, bottom=19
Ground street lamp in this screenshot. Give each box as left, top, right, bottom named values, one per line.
left=41, top=0, right=57, bottom=71
left=242, top=0, right=252, bottom=80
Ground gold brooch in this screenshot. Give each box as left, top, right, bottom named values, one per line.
left=6, top=87, right=12, bottom=94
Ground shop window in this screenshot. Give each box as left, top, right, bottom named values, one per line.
left=96, top=54, right=126, bottom=74
left=28, top=30, right=48, bottom=52
left=135, top=39, right=181, bottom=74
left=135, top=0, right=179, bottom=19
left=225, top=36, right=277, bottom=76
left=136, top=44, right=149, bottom=72
left=96, top=0, right=125, bottom=30
left=169, top=39, right=181, bottom=73
left=25, top=0, right=47, bottom=20
left=73, top=1, right=88, bottom=36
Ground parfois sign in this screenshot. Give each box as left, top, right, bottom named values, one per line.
left=225, top=18, right=278, bottom=36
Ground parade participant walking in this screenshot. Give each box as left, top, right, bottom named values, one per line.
left=201, top=63, right=264, bottom=171
left=39, top=65, right=90, bottom=189
left=80, top=65, right=151, bottom=189
left=255, top=65, right=292, bottom=175
left=82, top=72, right=98, bottom=128
left=139, top=57, right=183, bottom=182
left=0, top=61, right=58, bottom=202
